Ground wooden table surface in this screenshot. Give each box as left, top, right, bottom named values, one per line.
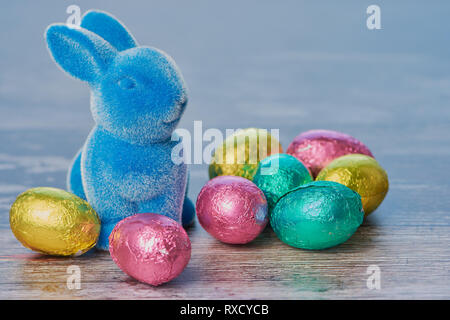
left=0, top=128, right=449, bottom=300
left=1, top=1, right=449, bottom=299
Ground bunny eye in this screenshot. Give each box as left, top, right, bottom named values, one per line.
left=117, top=77, right=137, bottom=90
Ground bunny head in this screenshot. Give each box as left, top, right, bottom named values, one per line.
left=46, top=10, right=187, bottom=144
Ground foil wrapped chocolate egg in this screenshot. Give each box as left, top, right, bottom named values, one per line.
left=196, top=176, right=268, bottom=244
left=109, top=213, right=191, bottom=286
left=286, top=129, right=373, bottom=178
left=253, top=154, right=312, bottom=214
left=316, top=154, right=389, bottom=216
left=9, top=187, right=100, bottom=256
left=209, top=128, right=283, bottom=180
left=271, top=181, right=364, bottom=250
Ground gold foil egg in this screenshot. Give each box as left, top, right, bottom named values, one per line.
left=316, top=154, right=389, bottom=216
left=209, top=128, right=283, bottom=180
left=9, top=187, right=100, bottom=256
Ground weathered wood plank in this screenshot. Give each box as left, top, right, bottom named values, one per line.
left=0, top=213, right=448, bottom=299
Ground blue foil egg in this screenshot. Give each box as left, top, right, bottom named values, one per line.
left=253, top=154, right=312, bottom=215
left=271, top=181, right=364, bottom=250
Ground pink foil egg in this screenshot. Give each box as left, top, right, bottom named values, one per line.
left=286, top=129, right=374, bottom=178
left=196, top=176, right=268, bottom=244
left=109, top=213, right=191, bottom=286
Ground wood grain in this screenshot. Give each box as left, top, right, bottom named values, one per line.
left=0, top=187, right=449, bottom=300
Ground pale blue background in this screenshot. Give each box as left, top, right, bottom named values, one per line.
left=0, top=1, right=449, bottom=225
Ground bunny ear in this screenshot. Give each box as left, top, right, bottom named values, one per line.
left=81, top=10, right=137, bottom=51
left=45, top=24, right=117, bottom=83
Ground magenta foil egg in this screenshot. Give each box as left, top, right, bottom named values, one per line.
left=286, top=129, right=374, bottom=178
left=196, top=176, right=268, bottom=244
left=109, top=213, right=191, bottom=286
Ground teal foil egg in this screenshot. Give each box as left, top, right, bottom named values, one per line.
left=271, top=181, right=364, bottom=250
left=253, top=154, right=312, bottom=214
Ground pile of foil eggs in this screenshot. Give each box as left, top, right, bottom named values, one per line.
left=198, top=128, right=388, bottom=250
left=8, top=127, right=388, bottom=287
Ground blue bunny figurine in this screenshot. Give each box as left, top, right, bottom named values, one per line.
left=46, top=10, right=193, bottom=249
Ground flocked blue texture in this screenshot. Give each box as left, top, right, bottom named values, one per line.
left=68, top=147, right=196, bottom=229
left=46, top=10, right=189, bottom=250
left=81, top=10, right=137, bottom=51
left=181, top=171, right=196, bottom=227
left=182, top=197, right=196, bottom=227
left=67, top=149, right=86, bottom=200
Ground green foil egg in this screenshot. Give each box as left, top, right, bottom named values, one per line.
left=271, top=181, right=364, bottom=250
left=253, top=154, right=312, bottom=214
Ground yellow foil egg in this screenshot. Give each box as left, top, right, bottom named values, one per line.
left=9, top=187, right=100, bottom=256
left=316, top=154, right=389, bottom=216
left=209, top=128, right=283, bottom=180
